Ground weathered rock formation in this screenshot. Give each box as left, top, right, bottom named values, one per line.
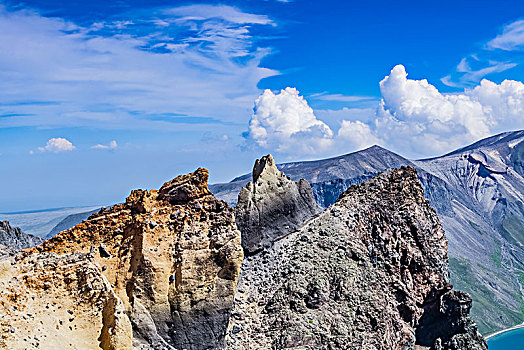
left=0, top=221, right=43, bottom=250
left=235, top=154, right=320, bottom=255
left=0, top=252, right=133, bottom=350
left=212, top=135, right=524, bottom=334
left=228, top=166, right=486, bottom=350
left=22, top=168, right=243, bottom=350
left=0, top=160, right=487, bottom=349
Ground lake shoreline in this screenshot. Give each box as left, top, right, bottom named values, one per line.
left=485, top=322, right=524, bottom=340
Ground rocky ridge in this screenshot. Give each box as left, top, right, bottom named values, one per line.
left=235, top=154, right=320, bottom=255
left=211, top=134, right=524, bottom=334
left=0, top=158, right=488, bottom=349
left=5, top=168, right=243, bottom=350
left=228, top=165, right=486, bottom=349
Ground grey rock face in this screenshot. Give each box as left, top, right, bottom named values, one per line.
left=0, top=243, right=16, bottom=260
left=212, top=134, right=524, bottom=334
left=227, top=167, right=486, bottom=350
left=0, top=221, right=43, bottom=251
left=235, top=154, right=321, bottom=255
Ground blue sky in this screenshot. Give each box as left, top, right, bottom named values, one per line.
left=2, top=0, right=524, bottom=212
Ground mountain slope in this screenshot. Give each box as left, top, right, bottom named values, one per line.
left=211, top=131, right=524, bottom=334
left=228, top=165, right=486, bottom=349
left=413, top=130, right=524, bottom=333
left=45, top=209, right=99, bottom=239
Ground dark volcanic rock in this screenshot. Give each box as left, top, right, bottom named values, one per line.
left=235, top=154, right=321, bottom=255
left=0, top=221, right=43, bottom=251
left=212, top=135, right=524, bottom=334
left=227, top=166, right=486, bottom=350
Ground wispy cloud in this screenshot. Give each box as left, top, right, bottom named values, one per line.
left=309, top=92, right=377, bottom=102
left=441, top=58, right=517, bottom=87
left=0, top=4, right=278, bottom=131
left=91, top=140, right=117, bottom=150
left=443, top=19, right=524, bottom=87
left=487, top=20, right=524, bottom=51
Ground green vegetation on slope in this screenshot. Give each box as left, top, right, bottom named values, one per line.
left=450, top=257, right=523, bottom=335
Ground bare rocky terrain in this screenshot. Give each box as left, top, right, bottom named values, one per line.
left=227, top=161, right=486, bottom=350
left=0, top=157, right=487, bottom=349
left=211, top=131, right=524, bottom=334
left=0, top=221, right=43, bottom=250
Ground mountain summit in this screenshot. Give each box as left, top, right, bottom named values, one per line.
left=211, top=131, right=524, bottom=334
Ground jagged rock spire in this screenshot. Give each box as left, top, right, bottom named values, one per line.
left=235, top=154, right=320, bottom=255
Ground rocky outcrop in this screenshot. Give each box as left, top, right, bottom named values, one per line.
left=227, top=166, right=486, bottom=350
left=25, top=168, right=243, bottom=350
left=211, top=135, right=524, bottom=335
left=235, top=155, right=320, bottom=255
left=0, top=252, right=133, bottom=350
left=0, top=221, right=43, bottom=250
left=0, top=160, right=488, bottom=349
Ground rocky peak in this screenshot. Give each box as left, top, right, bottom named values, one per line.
left=252, top=154, right=279, bottom=182
left=0, top=221, right=43, bottom=251
left=235, top=154, right=321, bottom=255
left=228, top=166, right=486, bottom=349
left=20, top=168, right=243, bottom=350
left=158, top=167, right=212, bottom=204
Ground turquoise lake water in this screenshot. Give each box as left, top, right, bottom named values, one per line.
left=487, top=327, right=524, bottom=349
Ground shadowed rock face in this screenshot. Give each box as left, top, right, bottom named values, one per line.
left=227, top=166, right=486, bottom=350
left=235, top=154, right=321, bottom=255
left=26, top=168, right=243, bottom=350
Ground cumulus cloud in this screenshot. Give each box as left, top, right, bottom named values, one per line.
left=247, top=87, right=334, bottom=154
left=376, top=64, right=524, bottom=156
left=337, top=120, right=379, bottom=150
left=246, top=65, right=524, bottom=159
left=91, top=140, right=118, bottom=150
left=35, top=138, right=76, bottom=153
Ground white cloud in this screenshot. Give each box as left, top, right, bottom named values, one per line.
left=444, top=20, right=524, bottom=87
left=337, top=120, right=379, bottom=150
left=91, top=140, right=117, bottom=150
left=36, top=138, right=76, bottom=153
left=442, top=57, right=517, bottom=87
left=309, top=92, right=376, bottom=102
left=374, top=64, right=524, bottom=156
left=247, top=87, right=334, bottom=154
left=246, top=65, right=524, bottom=159
left=164, top=5, right=274, bottom=26
left=0, top=5, right=277, bottom=130
left=487, top=20, right=524, bottom=51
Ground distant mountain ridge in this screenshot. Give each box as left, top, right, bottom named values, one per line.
left=0, top=206, right=102, bottom=238
left=210, top=130, right=524, bottom=335
left=45, top=209, right=100, bottom=239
